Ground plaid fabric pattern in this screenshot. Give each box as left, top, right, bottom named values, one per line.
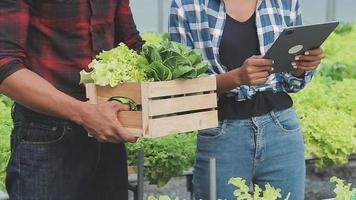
left=0, top=0, right=143, bottom=100
left=169, top=0, right=314, bottom=101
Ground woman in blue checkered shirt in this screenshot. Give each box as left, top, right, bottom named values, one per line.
left=169, top=0, right=324, bottom=199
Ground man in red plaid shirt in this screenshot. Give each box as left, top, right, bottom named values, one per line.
left=0, top=1, right=143, bottom=199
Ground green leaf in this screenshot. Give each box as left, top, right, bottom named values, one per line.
left=149, top=61, right=172, bottom=81
left=195, top=62, right=209, bottom=76
left=143, top=44, right=162, bottom=63
left=330, top=176, right=356, bottom=200
left=172, top=66, right=195, bottom=79
left=163, top=56, right=191, bottom=71
left=188, top=54, right=202, bottom=66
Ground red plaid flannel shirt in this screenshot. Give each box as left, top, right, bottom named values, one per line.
left=0, top=0, right=144, bottom=100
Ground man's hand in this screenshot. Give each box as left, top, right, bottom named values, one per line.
left=75, top=101, right=137, bottom=143
left=291, top=48, right=324, bottom=77
left=0, top=69, right=137, bottom=144
left=231, top=55, right=274, bottom=86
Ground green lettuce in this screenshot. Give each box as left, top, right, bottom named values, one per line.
left=80, top=43, right=148, bottom=87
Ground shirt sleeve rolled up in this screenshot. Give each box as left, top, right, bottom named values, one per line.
left=116, top=0, right=144, bottom=52
left=0, top=0, right=30, bottom=83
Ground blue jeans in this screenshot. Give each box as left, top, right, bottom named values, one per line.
left=193, top=108, right=305, bottom=200
left=6, top=104, right=128, bottom=200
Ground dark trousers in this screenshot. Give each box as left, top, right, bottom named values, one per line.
left=6, top=104, right=128, bottom=200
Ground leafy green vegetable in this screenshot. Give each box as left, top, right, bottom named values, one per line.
left=334, top=23, right=354, bottom=35
left=228, top=177, right=290, bottom=200
left=126, top=133, right=197, bottom=187
left=172, top=66, right=195, bottom=79
left=141, top=41, right=209, bottom=81
left=141, top=32, right=169, bottom=45
left=80, top=43, right=149, bottom=87
left=80, top=40, right=208, bottom=86
left=0, top=95, right=12, bottom=191
left=291, top=77, right=356, bottom=166
left=109, top=96, right=139, bottom=111
left=318, top=24, right=356, bottom=81
left=330, top=176, right=356, bottom=200
left=149, top=61, right=172, bottom=81
left=149, top=177, right=289, bottom=200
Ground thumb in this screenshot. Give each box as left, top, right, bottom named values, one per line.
left=111, top=102, right=130, bottom=112
left=251, top=55, right=264, bottom=59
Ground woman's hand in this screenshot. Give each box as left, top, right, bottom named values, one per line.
left=232, top=55, right=274, bottom=86
left=291, top=48, right=324, bottom=77
left=216, top=55, right=273, bottom=93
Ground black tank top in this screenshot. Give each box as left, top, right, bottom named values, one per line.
left=218, top=13, right=292, bottom=120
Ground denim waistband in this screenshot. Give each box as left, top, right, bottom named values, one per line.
left=221, top=107, right=296, bottom=126
left=12, top=103, right=78, bottom=128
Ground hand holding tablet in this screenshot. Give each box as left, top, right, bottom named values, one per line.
left=264, top=21, right=339, bottom=73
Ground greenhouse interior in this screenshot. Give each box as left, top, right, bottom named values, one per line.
left=0, top=0, right=355, bottom=200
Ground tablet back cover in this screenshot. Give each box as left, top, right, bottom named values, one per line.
left=265, top=21, right=339, bottom=73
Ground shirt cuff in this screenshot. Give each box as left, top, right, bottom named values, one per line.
left=289, top=70, right=314, bottom=80
left=0, top=59, right=25, bottom=84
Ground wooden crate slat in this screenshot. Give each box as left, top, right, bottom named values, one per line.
left=97, top=83, right=142, bottom=104
left=146, top=76, right=216, bottom=98
left=146, top=110, right=218, bottom=138
left=117, top=111, right=143, bottom=128
left=148, top=93, right=217, bottom=116
left=96, top=96, right=110, bottom=104
left=85, top=84, right=98, bottom=104
left=140, top=83, right=150, bottom=137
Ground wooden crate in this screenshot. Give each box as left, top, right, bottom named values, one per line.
left=85, top=76, right=218, bottom=138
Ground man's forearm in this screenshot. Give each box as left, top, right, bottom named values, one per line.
left=0, top=68, right=87, bottom=123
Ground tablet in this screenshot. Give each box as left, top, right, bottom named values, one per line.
left=264, top=21, right=339, bottom=73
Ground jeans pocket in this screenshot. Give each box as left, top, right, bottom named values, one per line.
left=271, top=108, right=301, bottom=133
left=198, top=120, right=226, bottom=140
left=19, top=121, right=67, bottom=145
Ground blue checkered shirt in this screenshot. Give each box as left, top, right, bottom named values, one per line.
left=169, top=0, right=314, bottom=101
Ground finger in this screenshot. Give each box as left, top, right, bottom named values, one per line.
left=294, top=54, right=323, bottom=62
left=250, top=65, right=274, bottom=73
left=110, top=101, right=130, bottom=112
left=293, top=60, right=321, bottom=69
left=113, top=121, right=136, bottom=142
left=85, top=126, right=121, bottom=143
left=293, top=66, right=317, bottom=71
left=95, top=133, right=119, bottom=143
left=247, top=58, right=274, bottom=66
left=107, top=131, right=125, bottom=143
left=250, top=55, right=264, bottom=59
left=303, top=48, right=323, bottom=56
left=93, top=128, right=122, bottom=143
left=251, top=77, right=268, bottom=85
left=251, top=71, right=270, bottom=79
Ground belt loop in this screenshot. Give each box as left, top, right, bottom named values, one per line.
left=269, top=110, right=279, bottom=125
